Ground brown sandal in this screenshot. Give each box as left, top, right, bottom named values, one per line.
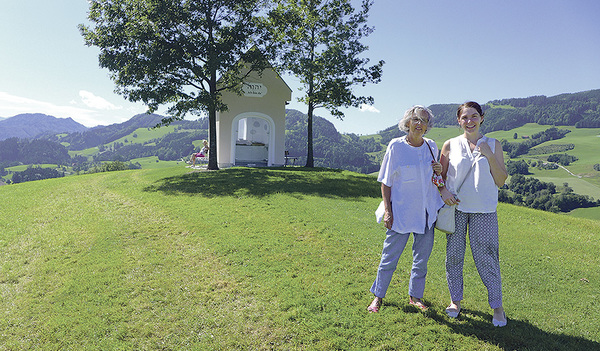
left=367, top=297, right=382, bottom=313
left=409, top=296, right=428, bottom=311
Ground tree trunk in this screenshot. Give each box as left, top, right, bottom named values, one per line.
left=207, top=107, right=218, bottom=170
left=305, top=102, right=314, bottom=168
left=208, top=72, right=219, bottom=170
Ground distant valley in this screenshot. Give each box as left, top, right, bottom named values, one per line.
left=1, top=89, right=599, bottom=219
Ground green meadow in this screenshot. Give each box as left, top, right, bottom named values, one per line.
left=5, top=164, right=64, bottom=172
left=425, top=124, right=600, bottom=221
left=103, top=125, right=185, bottom=150
left=487, top=124, right=600, bottom=220
left=129, top=156, right=185, bottom=169
left=0, top=166, right=598, bottom=350
left=66, top=125, right=204, bottom=161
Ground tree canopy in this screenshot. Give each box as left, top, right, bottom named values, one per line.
left=80, top=0, right=270, bottom=169
left=264, top=0, right=384, bottom=167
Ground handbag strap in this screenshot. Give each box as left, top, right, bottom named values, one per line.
left=454, top=160, right=475, bottom=195
left=425, top=140, right=437, bottom=162
left=426, top=139, right=474, bottom=194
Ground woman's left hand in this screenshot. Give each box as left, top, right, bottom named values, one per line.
left=383, top=210, right=393, bottom=230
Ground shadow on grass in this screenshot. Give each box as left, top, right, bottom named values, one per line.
left=424, top=308, right=599, bottom=351
left=144, top=167, right=381, bottom=199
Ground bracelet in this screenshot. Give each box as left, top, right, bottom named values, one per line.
left=432, top=174, right=445, bottom=188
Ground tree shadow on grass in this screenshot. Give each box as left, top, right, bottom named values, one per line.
left=424, top=308, right=599, bottom=351
left=144, top=167, right=381, bottom=200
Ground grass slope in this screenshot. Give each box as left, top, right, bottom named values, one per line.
left=67, top=125, right=204, bottom=161
left=1, top=167, right=599, bottom=350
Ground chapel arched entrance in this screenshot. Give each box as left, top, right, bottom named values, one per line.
left=230, top=113, right=275, bottom=167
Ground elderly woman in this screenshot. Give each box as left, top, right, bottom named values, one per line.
left=367, top=105, right=446, bottom=313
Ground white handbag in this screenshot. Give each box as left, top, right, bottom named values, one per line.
left=375, top=200, right=385, bottom=223
left=435, top=205, right=455, bottom=234
left=435, top=161, right=474, bottom=234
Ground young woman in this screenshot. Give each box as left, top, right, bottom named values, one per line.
left=367, top=106, right=445, bottom=313
left=440, top=101, right=508, bottom=327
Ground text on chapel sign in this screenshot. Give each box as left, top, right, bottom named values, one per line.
left=242, top=82, right=267, bottom=97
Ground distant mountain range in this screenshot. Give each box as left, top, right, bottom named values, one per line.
left=1, top=88, right=600, bottom=182
left=2, top=89, right=599, bottom=145
left=0, top=113, right=173, bottom=144
left=0, top=113, right=88, bottom=141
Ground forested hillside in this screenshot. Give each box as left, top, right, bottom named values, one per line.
left=1, top=89, right=599, bottom=217
left=0, top=116, right=209, bottom=178
left=92, top=128, right=208, bottom=163
left=0, top=138, right=72, bottom=166
left=285, top=109, right=383, bottom=173
left=44, top=114, right=168, bottom=150
left=428, top=89, right=600, bottom=131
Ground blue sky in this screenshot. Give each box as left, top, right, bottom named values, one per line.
left=1, top=0, right=599, bottom=135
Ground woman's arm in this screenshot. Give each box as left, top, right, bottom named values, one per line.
left=382, top=183, right=393, bottom=230
left=439, top=140, right=460, bottom=205
left=478, top=139, right=508, bottom=187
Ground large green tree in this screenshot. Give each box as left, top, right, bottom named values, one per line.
left=265, top=0, right=383, bottom=167
left=80, top=0, right=269, bottom=170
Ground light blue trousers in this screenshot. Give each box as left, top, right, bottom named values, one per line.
left=370, top=223, right=435, bottom=299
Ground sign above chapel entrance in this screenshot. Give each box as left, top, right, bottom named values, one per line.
left=242, top=82, right=267, bottom=97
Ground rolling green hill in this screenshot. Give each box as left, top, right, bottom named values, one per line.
left=0, top=166, right=598, bottom=349
left=2, top=89, right=600, bottom=219
left=485, top=124, right=600, bottom=220
left=428, top=89, right=600, bottom=130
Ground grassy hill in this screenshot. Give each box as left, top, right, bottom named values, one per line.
left=486, top=124, right=600, bottom=220
left=418, top=124, right=600, bottom=221
left=4, top=117, right=599, bottom=220
left=0, top=166, right=598, bottom=349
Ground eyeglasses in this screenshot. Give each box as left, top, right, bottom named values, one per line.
left=411, top=117, right=428, bottom=124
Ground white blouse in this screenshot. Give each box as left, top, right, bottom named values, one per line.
left=378, top=136, right=444, bottom=234
left=446, top=135, right=498, bottom=213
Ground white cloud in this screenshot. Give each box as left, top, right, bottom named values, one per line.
left=0, top=91, right=97, bottom=124
left=79, top=90, right=121, bottom=110
left=359, top=104, right=380, bottom=113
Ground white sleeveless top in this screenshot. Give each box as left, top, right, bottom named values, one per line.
left=446, top=135, right=498, bottom=213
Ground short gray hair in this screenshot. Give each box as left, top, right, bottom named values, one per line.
left=398, top=105, right=434, bottom=134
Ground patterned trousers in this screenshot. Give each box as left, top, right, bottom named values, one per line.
left=445, top=210, right=503, bottom=309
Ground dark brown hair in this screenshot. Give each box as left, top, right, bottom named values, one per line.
left=457, top=101, right=484, bottom=118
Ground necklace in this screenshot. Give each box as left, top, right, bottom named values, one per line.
left=406, top=136, right=424, bottom=147
left=464, top=134, right=483, bottom=151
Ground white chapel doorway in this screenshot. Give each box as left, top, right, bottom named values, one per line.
left=231, top=113, right=275, bottom=166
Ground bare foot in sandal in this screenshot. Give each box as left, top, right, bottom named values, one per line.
left=367, top=296, right=382, bottom=313
left=446, top=301, right=461, bottom=318
left=409, top=296, right=428, bottom=311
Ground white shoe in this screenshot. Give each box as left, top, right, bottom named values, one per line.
left=493, top=312, right=507, bottom=327
left=445, top=306, right=461, bottom=318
